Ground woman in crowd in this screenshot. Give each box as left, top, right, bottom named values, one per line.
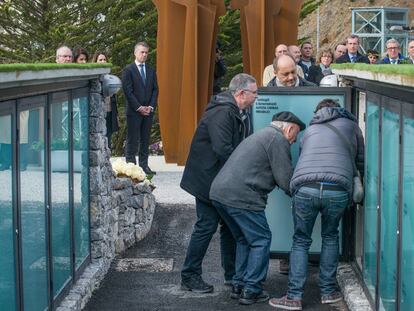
left=92, top=51, right=119, bottom=149
left=73, top=48, right=89, bottom=63
left=367, top=49, right=379, bottom=64
left=307, top=48, right=334, bottom=86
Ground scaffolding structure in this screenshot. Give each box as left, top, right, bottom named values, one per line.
left=352, top=7, right=412, bottom=56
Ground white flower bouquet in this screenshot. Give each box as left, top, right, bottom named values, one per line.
left=112, top=159, right=148, bottom=184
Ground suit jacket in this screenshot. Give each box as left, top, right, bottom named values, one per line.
left=122, top=62, right=158, bottom=116
left=267, top=76, right=316, bottom=87
left=335, top=52, right=370, bottom=64
left=377, top=54, right=408, bottom=64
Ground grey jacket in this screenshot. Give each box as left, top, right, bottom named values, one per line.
left=210, top=125, right=293, bottom=211
left=290, top=107, right=364, bottom=194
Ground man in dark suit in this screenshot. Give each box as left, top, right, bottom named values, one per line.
left=377, top=38, right=407, bottom=64
left=335, top=34, right=369, bottom=64
left=122, top=41, right=158, bottom=174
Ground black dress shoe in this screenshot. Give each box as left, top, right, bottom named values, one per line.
left=143, top=166, right=156, bottom=175
left=239, top=289, right=269, bottom=305
left=181, top=277, right=213, bottom=293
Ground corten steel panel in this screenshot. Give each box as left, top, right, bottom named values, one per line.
left=231, top=0, right=303, bottom=85
left=153, top=0, right=301, bottom=164
left=153, top=0, right=225, bottom=165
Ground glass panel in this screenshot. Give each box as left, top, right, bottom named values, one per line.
left=401, top=105, right=414, bottom=310
left=50, top=92, right=71, bottom=297
left=363, top=99, right=380, bottom=301
left=73, top=92, right=89, bottom=269
left=379, top=105, right=399, bottom=311
left=20, top=102, right=48, bottom=311
left=0, top=112, right=16, bottom=310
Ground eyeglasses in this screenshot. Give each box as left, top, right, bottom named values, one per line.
left=387, top=47, right=399, bottom=50
left=58, top=55, right=73, bottom=58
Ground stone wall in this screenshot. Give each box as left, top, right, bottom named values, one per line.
left=56, top=78, right=156, bottom=311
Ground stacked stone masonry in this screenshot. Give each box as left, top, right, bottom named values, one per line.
left=56, top=78, right=156, bottom=311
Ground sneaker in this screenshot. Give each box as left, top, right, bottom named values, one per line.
left=321, top=291, right=343, bottom=304
left=181, top=277, right=214, bottom=293
left=230, top=285, right=243, bottom=299
left=279, top=259, right=289, bottom=275
left=269, top=295, right=302, bottom=310
left=239, top=289, right=269, bottom=305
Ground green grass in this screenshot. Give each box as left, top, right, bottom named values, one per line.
left=331, top=63, right=414, bottom=76
left=0, top=63, right=112, bottom=72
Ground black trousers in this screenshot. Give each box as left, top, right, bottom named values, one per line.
left=125, top=113, right=153, bottom=168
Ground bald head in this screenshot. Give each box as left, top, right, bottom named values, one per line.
left=275, top=44, right=288, bottom=57
left=273, top=54, right=298, bottom=87
left=288, top=45, right=301, bottom=63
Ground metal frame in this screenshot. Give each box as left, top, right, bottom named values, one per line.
left=344, top=76, right=414, bottom=311
left=0, top=84, right=92, bottom=310
left=352, top=7, right=409, bottom=55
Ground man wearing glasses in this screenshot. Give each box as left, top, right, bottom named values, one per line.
left=180, top=73, right=257, bottom=294
left=56, top=46, right=73, bottom=63
left=408, top=40, right=414, bottom=64
left=378, top=38, right=407, bottom=64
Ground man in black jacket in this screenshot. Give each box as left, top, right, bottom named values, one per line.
left=269, top=99, right=364, bottom=310
left=180, top=73, right=257, bottom=293
left=335, top=34, right=369, bottom=64
left=122, top=41, right=158, bottom=175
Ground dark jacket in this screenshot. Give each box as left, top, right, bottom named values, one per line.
left=210, top=125, right=293, bottom=211
left=335, top=52, right=370, bottom=64
left=267, top=76, right=316, bottom=87
left=307, top=65, right=330, bottom=86
left=180, top=91, right=248, bottom=202
left=290, top=107, right=364, bottom=195
left=298, top=57, right=316, bottom=78
left=377, top=53, right=407, bottom=64
left=122, top=62, right=158, bottom=116
left=107, top=95, right=119, bottom=133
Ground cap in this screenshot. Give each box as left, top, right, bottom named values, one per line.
left=272, top=111, right=306, bottom=131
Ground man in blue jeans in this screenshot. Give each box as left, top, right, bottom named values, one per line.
left=269, top=99, right=364, bottom=310
left=180, top=73, right=257, bottom=293
left=210, top=111, right=305, bottom=305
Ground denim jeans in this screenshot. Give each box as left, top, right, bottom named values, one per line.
left=213, top=200, right=271, bottom=293
left=287, top=186, right=349, bottom=299
left=181, top=198, right=236, bottom=282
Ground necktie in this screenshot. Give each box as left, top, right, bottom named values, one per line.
left=139, top=64, right=146, bottom=84
left=351, top=56, right=357, bottom=63
left=391, top=59, right=396, bottom=64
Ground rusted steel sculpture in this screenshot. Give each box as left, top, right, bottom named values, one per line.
left=153, top=0, right=303, bottom=164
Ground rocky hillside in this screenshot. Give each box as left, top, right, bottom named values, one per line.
left=298, top=0, right=414, bottom=52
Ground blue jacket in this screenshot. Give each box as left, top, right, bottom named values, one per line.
left=377, top=53, right=408, bottom=64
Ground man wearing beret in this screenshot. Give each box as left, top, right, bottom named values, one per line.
left=270, top=99, right=364, bottom=310
left=209, top=111, right=305, bottom=305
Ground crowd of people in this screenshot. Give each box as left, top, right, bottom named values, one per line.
left=53, top=36, right=411, bottom=310
left=263, top=34, right=414, bottom=87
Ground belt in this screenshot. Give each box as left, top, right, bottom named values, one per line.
left=303, top=183, right=344, bottom=191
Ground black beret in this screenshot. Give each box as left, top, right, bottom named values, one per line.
left=272, top=111, right=306, bottom=131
